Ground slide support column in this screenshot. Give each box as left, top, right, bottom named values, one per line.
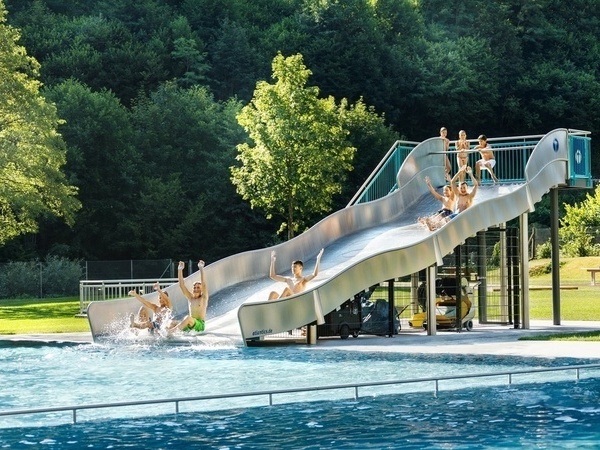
left=551, top=188, right=561, bottom=325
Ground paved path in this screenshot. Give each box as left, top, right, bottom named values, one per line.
left=1, top=320, right=599, bottom=359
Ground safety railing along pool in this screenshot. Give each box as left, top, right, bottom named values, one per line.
left=2, top=363, right=599, bottom=425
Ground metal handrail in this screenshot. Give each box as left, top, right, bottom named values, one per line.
left=347, top=133, right=548, bottom=207
left=347, top=139, right=419, bottom=206
left=79, top=278, right=178, bottom=315
left=2, top=363, right=599, bottom=425
left=440, top=144, right=538, bottom=155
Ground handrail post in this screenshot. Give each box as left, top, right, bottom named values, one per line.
left=79, top=282, right=85, bottom=315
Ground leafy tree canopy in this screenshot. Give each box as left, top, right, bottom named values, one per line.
left=2, top=0, right=600, bottom=261
left=0, top=1, right=80, bottom=246
left=130, top=82, right=274, bottom=261
left=559, top=185, right=600, bottom=257
left=231, top=53, right=355, bottom=239
left=43, top=79, right=140, bottom=259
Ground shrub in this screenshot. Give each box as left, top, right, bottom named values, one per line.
left=42, top=256, right=83, bottom=297
left=529, top=261, right=565, bottom=277
left=529, top=262, right=552, bottom=277
left=0, top=257, right=82, bottom=298
left=536, top=241, right=552, bottom=259
left=489, top=242, right=500, bottom=268
left=559, top=186, right=600, bottom=256
left=0, top=261, right=40, bottom=298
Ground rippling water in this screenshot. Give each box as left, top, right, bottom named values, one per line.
left=2, top=379, right=600, bottom=449
left=1, top=339, right=599, bottom=448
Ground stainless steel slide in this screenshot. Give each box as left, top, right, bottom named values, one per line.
left=87, top=129, right=571, bottom=344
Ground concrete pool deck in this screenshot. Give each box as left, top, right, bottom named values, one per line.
left=316, top=320, right=600, bottom=359
left=1, top=320, right=599, bottom=359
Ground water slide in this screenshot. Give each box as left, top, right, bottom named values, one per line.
left=87, top=129, right=573, bottom=344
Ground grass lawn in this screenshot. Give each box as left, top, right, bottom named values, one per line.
left=521, top=330, right=600, bottom=341
left=0, top=257, right=598, bottom=338
left=514, top=256, right=600, bottom=324
left=0, top=297, right=89, bottom=334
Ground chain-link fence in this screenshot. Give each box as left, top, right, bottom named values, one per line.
left=0, top=259, right=177, bottom=299
left=353, top=226, right=597, bottom=331
left=82, top=259, right=174, bottom=280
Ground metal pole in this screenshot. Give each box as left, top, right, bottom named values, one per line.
left=410, top=272, right=419, bottom=315
left=551, top=188, right=561, bottom=324
left=477, top=231, right=487, bottom=323
left=455, top=245, right=462, bottom=333
left=307, top=325, right=317, bottom=344
left=388, top=279, right=395, bottom=337
left=426, top=266, right=437, bottom=335
left=520, top=213, right=530, bottom=329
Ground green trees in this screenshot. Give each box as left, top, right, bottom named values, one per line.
left=559, top=186, right=600, bottom=257
left=43, top=79, right=140, bottom=258
left=336, top=98, right=399, bottom=209
left=0, top=2, right=79, bottom=246
left=130, top=82, right=273, bottom=261
left=232, top=53, right=355, bottom=240
left=1, top=0, right=599, bottom=260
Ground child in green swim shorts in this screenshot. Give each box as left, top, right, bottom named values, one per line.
left=183, top=317, right=205, bottom=333
left=169, top=259, right=209, bottom=334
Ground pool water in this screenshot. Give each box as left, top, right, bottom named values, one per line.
left=2, top=379, right=600, bottom=449
left=0, top=338, right=599, bottom=448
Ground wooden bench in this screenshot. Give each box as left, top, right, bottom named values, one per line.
left=585, top=268, right=600, bottom=285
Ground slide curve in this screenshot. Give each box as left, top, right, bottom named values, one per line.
left=87, top=129, right=571, bottom=344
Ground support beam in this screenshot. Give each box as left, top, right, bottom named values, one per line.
left=388, top=279, right=395, bottom=337
left=477, top=231, right=487, bottom=323
left=455, top=245, right=462, bottom=333
left=426, top=266, right=437, bottom=335
left=520, top=213, right=530, bottom=329
left=551, top=188, right=561, bottom=325
left=410, top=273, right=420, bottom=315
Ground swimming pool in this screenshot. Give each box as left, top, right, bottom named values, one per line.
left=0, top=338, right=599, bottom=448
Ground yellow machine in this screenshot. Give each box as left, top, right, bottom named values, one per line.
left=408, top=278, right=475, bottom=331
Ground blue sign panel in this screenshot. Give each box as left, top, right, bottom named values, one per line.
left=568, top=136, right=592, bottom=187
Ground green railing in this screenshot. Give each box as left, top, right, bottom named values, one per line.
left=462, top=136, right=540, bottom=184
left=348, top=130, right=593, bottom=206
left=348, top=140, right=418, bottom=206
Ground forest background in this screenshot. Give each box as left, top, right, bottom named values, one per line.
left=1, top=0, right=599, bottom=265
